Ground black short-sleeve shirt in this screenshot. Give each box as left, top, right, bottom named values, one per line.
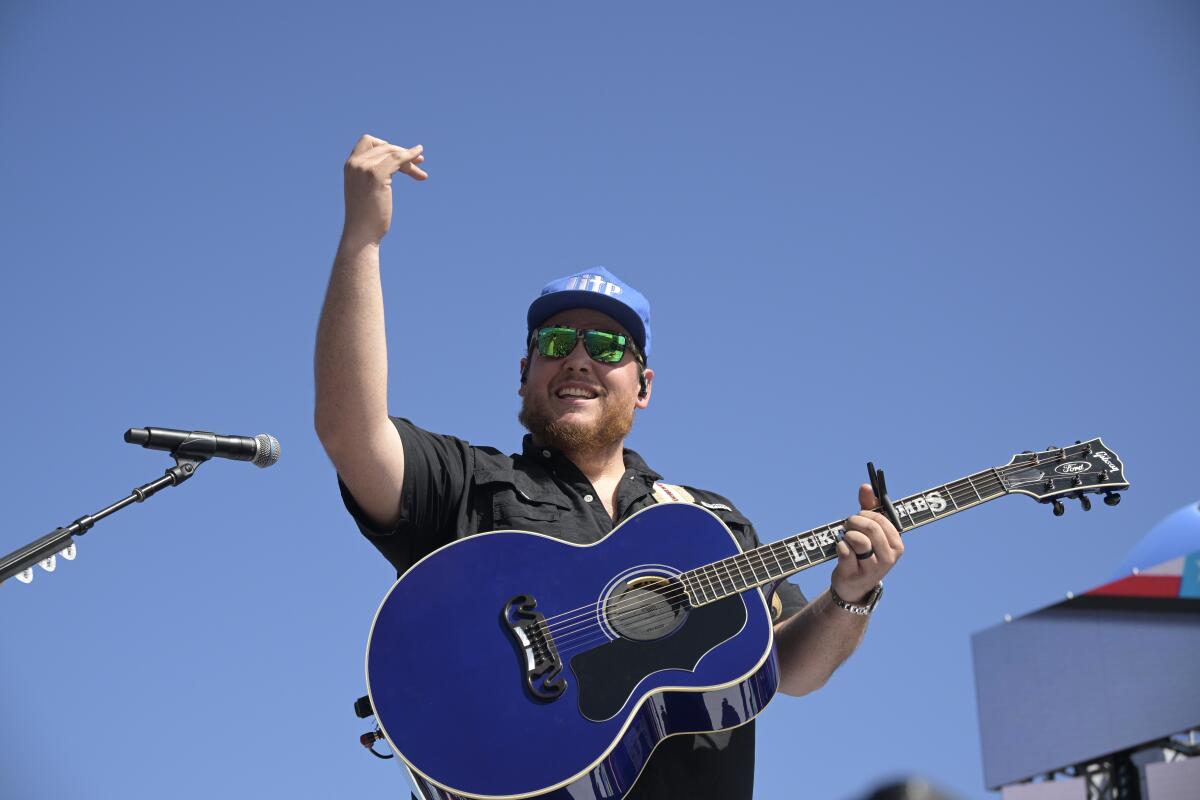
left=339, top=417, right=807, bottom=800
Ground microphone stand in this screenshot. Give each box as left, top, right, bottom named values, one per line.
left=0, top=452, right=209, bottom=585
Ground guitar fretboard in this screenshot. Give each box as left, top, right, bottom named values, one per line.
left=679, top=468, right=1009, bottom=606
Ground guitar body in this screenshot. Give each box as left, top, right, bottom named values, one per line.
left=366, top=503, right=779, bottom=800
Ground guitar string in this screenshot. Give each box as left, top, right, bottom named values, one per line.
left=537, top=458, right=1044, bottom=649
left=534, top=455, right=1070, bottom=650
left=547, top=449, right=1115, bottom=654
left=545, top=470, right=1011, bottom=655
left=543, top=467, right=1014, bottom=650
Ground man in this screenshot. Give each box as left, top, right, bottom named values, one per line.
left=315, top=135, right=903, bottom=799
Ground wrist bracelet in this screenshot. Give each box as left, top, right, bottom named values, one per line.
left=829, top=582, right=883, bottom=616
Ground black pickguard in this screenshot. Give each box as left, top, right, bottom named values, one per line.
left=569, top=595, right=747, bottom=722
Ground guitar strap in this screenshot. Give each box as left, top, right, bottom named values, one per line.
left=650, top=481, right=695, bottom=505
left=650, top=482, right=786, bottom=622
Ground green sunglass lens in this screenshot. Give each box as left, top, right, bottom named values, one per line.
left=538, top=327, right=578, bottom=358
left=584, top=331, right=626, bottom=363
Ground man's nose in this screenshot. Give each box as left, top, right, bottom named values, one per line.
left=562, top=339, right=593, bottom=371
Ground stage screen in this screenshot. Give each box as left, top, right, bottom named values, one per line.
left=972, top=598, right=1200, bottom=789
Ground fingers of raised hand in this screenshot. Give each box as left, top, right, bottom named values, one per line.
left=360, top=143, right=421, bottom=168
left=383, top=145, right=427, bottom=181
left=398, top=150, right=428, bottom=181
left=347, top=142, right=426, bottom=181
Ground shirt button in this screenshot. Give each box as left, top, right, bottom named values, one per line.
left=584, top=494, right=594, bottom=502
left=541, top=450, right=551, bottom=458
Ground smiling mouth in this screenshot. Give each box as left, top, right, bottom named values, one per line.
left=555, top=386, right=600, bottom=400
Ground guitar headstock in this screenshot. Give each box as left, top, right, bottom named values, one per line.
left=999, top=438, right=1129, bottom=514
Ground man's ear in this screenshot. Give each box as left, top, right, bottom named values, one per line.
left=636, top=367, right=654, bottom=408
left=518, top=357, right=528, bottom=395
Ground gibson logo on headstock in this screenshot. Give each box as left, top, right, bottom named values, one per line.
left=1093, top=451, right=1118, bottom=473
left=1054, top=462, right=1091, bottom=475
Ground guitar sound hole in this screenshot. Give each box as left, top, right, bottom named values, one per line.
left=605, top=576, right=689, bottom=642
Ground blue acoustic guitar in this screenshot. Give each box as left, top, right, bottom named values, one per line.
left=364, top=440, right=1128, bottom=800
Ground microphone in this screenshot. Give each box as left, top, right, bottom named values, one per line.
left=124, top=427, right=281, bottom=468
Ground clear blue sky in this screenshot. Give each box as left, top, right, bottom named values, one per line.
left=2, top=2, right=1197, bottom=798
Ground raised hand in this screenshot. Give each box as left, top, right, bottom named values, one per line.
left=341, top=134, right=427, bottom=249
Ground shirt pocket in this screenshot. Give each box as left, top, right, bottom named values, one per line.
left=473, top=461, right=570, bottom=531
left=492, top=490, right=568, bottom=529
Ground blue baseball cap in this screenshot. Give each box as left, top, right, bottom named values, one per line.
left=526, top=267, right=652, bottom=358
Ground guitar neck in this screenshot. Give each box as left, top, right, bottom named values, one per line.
left=680, top=467, right=1009, bottom=606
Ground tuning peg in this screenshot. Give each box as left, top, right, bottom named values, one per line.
left=1052, top=499, right=1065, bottom=516
left=1103, top=492, right=1121, bottom=507
left=1077, top=494, right=1092, bottom=511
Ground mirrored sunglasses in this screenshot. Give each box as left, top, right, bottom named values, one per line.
left=533, top=326, right=639, bottom=365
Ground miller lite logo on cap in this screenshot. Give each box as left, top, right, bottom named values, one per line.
left=563, top=273, right=624, bottom=297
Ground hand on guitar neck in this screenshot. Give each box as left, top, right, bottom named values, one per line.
left=831, top=483, right=904, bottom=603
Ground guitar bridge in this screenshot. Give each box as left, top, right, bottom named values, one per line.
left=503, top=594, right=566, bottom=702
